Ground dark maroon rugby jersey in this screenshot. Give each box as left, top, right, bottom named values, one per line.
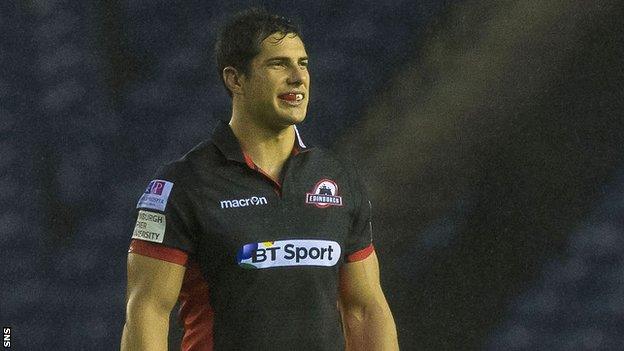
left=129, top=120, right=374, bottom=351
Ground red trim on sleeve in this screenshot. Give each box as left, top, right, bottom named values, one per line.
left=128, top=239, right=189, bottom=266
left=179, top=261, right=214, bottom=351
left=346, top=244, right=375, bottom=263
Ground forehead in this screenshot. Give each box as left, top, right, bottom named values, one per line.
left=255, top=32, right=307, bottom=60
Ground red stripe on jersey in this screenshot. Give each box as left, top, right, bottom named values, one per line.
left=346, top=244, right=375, bottom=262
left=292, top=144, right=301, bottom=156
left=242, top=151, right=282, bottom=191
left=128, top=239, right=189, bottom=266
left=179, top=261, right=214, bottom=351
left=240, top=143, right=300, bottom=193
left=242, top=152, right=256, bottom=170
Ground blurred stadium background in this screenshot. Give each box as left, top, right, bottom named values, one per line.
left=2, top=0, right=623, bottom=350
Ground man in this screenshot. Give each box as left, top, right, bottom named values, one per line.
left=121, top=8, right=398, bottom=351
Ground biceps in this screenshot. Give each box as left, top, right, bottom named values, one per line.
left=125, top=253, right=186, bottom=314
left=338, top=251, right=384, bottom=308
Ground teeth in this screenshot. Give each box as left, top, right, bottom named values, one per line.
left=295, top=93, right=303, bottom=101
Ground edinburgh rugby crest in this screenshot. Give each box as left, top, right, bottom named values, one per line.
left=305, top=179, right=343, bottom=208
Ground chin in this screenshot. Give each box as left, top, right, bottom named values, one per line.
left=291, top=112, right=307, bottom=124
left=289, top=113, right=307, bottom=126
left=275, top=110, right=306, bottom=126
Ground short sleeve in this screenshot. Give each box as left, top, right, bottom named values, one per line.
left=344, top=175, right=374, bottom=262
left=130, top=165, right=197, bottom=255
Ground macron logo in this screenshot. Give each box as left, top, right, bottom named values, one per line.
left=220, top=196, right=268, bottom=209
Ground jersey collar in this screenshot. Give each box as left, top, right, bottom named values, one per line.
left=211, top=120, right=311, bottom=164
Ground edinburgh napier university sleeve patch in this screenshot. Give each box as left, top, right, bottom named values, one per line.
left=132, top=210, right=166, bottom=243
left=132, top=180, right=174, bottom=244
left=130, top=178, right=191, bottom=265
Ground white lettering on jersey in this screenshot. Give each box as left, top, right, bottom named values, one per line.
left=220, top=196, right=268, bottom=209
left=236, top=239, right=341, bottom=269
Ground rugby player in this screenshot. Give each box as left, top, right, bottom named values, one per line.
left=121, top=8, right=398, bottom=350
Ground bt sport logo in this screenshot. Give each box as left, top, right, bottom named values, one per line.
left=236, top=239, right=341, bottom=269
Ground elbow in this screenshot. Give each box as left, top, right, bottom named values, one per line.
left=340, top=301, right=399, bottom=351
left=124, top=295, right=172, bottom=327
left=341, top=297, right=393, bottom=326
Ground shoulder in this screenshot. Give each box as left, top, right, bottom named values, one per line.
left=304, top=146, right=357, bottom=173
left=155, top=139, right=222, bottom=184
left=137, top=140, right=221, bottom=209
left=137, top=139, right=224, bottom=211
left=304, top=146, right=368, bottom=192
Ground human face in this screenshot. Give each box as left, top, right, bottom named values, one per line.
left=240, top=32, right=310, bottom=129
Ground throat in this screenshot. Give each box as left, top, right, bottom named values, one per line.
left=258, top=163, right=283, bottom=184
left=246, top=151, right=287, bottom=181
left=229, top=116, right=297, bottom=184
left=242, top=151, right=286, bottom=192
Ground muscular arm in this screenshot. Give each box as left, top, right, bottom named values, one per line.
left=338, top=251, right=399, bottom=350
left=121, top=252, right=186, bottom=351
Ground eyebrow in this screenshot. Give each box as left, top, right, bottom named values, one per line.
left=265, top=56, right=309, bottom=63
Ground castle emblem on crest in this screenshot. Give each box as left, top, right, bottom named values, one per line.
left=305, top=179, right=343, bottom=208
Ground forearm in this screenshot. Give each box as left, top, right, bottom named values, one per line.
left=342, top=301, right=399, bottom=351
left=121, top=303, right=170, bottom=351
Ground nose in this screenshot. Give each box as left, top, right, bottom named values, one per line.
left=287, top=66, right=307, bottom=85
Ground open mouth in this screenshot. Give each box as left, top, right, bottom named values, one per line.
left=278, top=92, right=305, bottom=103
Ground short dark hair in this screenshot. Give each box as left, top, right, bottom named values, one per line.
left=215, top=8, right=302, bottom=96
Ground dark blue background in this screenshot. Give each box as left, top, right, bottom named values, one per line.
left=2, top=1, right=624, bottom=350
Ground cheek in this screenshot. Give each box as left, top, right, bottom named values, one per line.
left=249, top=84, right=272, bottom=102
left=256, top=80, right=277, bottom=98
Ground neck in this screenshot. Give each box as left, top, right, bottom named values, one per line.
left=229, top=109, right=296, bottom=181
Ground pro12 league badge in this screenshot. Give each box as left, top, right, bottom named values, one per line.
left=305, top=179, right=343, bottom=208
left=137, top=179, right=174, bottom=211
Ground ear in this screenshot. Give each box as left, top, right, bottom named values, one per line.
left=223, top=66, right=245, bottom=95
